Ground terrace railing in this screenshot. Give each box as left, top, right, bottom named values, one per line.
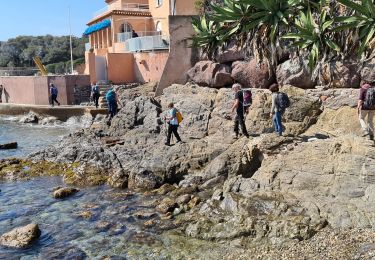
left=117, top=31, right=161, bottom=43
left=124, top=35, right=169, bottom=52
left=93, top=3, right=150, bottom=18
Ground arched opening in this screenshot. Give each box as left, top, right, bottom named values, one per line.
left=156, top=21, right=162, bottom=34
left=120, top=23, right=132, bottom=33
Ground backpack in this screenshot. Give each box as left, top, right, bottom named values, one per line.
left=93, top=85, right=99, bottom=94
left=364, top=87, right=375, bottom=110
left=276, top=92, right=290, bottom=111
left=51, top=87, right=58, bottom=95
left=106, top=90, right=116, bottom=102
left=242, top=90, right=252, bottom=107
left=176, top=111, right=183, bottom=124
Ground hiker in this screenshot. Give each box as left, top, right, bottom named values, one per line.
left=49, top=83, right=60, bottom=107
left=164, top=103, right=182, bottom=146
left=231, top=83, right=249, bottom=139
left=106, top=88, right=118, bottom=120
left=269, top=84, right=290, bottom=136
left=91, top=83, right=100, bottom=108
left=358, top=82, right=375, bottom=140
left=0, top=85, right=3, bottom=103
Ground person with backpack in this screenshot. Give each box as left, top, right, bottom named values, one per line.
left=164, top=103, right=182, bottom=146
left=91, top=83, right=100, bottom=108
left=269, top=84, right=290, bottom=136
left=106, top=88, right=118, bottom=120
left=231, top=83, right=250, bottom=139
left=358, top=82, right=375, bottom=140
left=49, top=83, right=60, bottom=107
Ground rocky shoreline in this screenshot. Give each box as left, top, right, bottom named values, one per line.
left=1, top=82, right=375, bottom=259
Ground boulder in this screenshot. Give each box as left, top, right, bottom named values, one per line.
left=231, top=59, right=276, bottom=88
left=361, top=58, right=375, bottom=84
left=322, top=61, right=361, bottom=88
left=276, top=59, right=316, bottom=89
left=0, top=142, right=17, bottom=150
left=187, top=61, right=233, bottom=88
left=19, top=112, right=39, bottom=124
left=156, top=197, right=178, bottom=214
left=0, top=223, right=41, bottom=248
left=53, top=187, right=79, bottom=199
left=216, top=41, right=245, bottom=64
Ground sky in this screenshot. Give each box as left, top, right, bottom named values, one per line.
left=0, top=0, right=105, bottom=41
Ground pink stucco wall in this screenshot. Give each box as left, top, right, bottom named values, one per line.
left=0, top=75, right=90, bottom=105
left=133, top=51, right=169, bottom=83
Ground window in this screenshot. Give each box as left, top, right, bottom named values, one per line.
left=120, top=23, right=132, bottom=33
left=156, top=0, right=163, bottom=7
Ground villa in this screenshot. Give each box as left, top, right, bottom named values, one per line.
left=84, top=0, right=199, bottom=93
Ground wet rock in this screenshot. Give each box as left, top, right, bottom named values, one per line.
left=176, top=194, right=192, bottom=205
left=231, top=59, right=276, bottom=88
left=53, top=187, right=79, bottom=199
left=322, top=60, right=360, bottom=88
left=156, top=198, right=178, bottom=214
left=19, top=112, right=39, bottom=124
left=40, top=116, right=60, bottom=125
left=0, top=142, right=17, bottom=150
left=152, top=183, right=176, bottom=195
left=0, top=223, right=41, bottom=248
left=95, top=221, right=113, bottom=232
left=276, top=59, right=316, bottom=89
left=187, top=60, right=233, bottom=87
left=134, top=211, right=157, bottom=220
left=76, top=211, right=93, bottom=219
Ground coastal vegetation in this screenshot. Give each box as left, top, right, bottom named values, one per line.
left=192, top=0, right=375, bottom=78
left=0, top=35, right=87, bottom=74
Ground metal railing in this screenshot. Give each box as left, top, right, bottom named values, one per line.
left=85, top=43, right=91, bottom=51
left=117, top=31, right=162, bottom=42
left=93, top=3, right=149, bottom=18
left=124, top=35, right=169, bottom=52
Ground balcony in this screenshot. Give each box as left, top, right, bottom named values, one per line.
left=117, top=31, right=162, bottom=43
left=124, top=35, right=169, bottom=52
left=85, top=43, right=91, bottom=51
left=93, top=3, right=150, bottom=18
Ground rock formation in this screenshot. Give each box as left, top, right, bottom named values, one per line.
left=0, top=224, right=41, bottom=248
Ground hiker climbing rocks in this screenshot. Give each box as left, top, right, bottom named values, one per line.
left=358, top=82, right=375, bottom=140
left=231, top=83, right=249, bottom=139
left=106, top=88, right=118, bottom=120
left=269, top=84, right=290, bottom=136
left=91, top=83, right=100, bottom=108
left=49, top=83, right=60, bottom=107
left=164, top=103, right=182, bottom=146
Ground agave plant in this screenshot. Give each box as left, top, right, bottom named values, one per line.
left=283, top=6, right=340, bottom=75
left=192, top=16, right=222, bottom=60
left=335, top=0, right=375, bottom=59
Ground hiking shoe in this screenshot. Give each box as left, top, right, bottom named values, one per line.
left=176, top=140, right=183, bottom=144
left=165, top=143, right=171, bottom=146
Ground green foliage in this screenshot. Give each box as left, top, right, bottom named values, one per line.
left=192, top=0, right=375, bottom=72
left=283, top=5, right=340, bottom=72
left=0, top=35, right=88, bottom=70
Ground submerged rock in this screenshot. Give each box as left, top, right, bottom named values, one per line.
left=0, top=142, right=17, bottom=150
left=19, top=112, right=39, bottom=124
left=53, top=187, right=79, bottom=199
left=0, top=223, right=41, bottom=248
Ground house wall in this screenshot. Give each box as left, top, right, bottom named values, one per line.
left=175, top=1, right=198, bottom=15
left=0, top=75, right=90, bottom=105
left=133, top=51, right=169, bottom=83
left=156, top=15, right=199, bottom=96
left=149, top=0, right=170, bottom=35
left=107, top=53, right=135, bottom=84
